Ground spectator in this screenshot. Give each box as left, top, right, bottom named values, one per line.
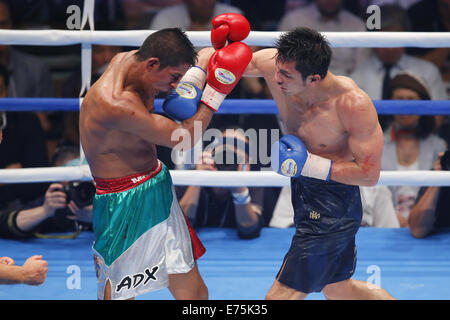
left=227, top=0, right=288, bottom=31
left=0, top=91, right=48, bottom=286
left=0, top=0, right=53, bottom=95
left=381, top=72, right=447, bottom=227
left=176, top=127, right=265, bottom=239
left=92, top=0, right=126, bottom=30
left=0, top=0, right=55, bottom=138
left=278, top=0, right=370, bottom=76
left=0, top=146, right=94, bottom=239
left=149, top=0, right=242, bottom=31
left=3, top=0, right=52, bottom=29
left=350, top=4, right=447, bottom=101
left=407, top=0, right=450, bottom=88
left=269, top=185, right=400, bottom=228
left=409, top=152, right=450, bottom=238
left=0, top=63, right=50, bottom=208
left=62, top=45, right=122, bottom=98
left=122, top=0, right=183, bottom=30
left=0, top=255, right=48, bottom=285
left=359, top=186, right=400, bottom=227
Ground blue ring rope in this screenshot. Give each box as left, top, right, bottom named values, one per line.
left=0, top=98, right=449, bottom=115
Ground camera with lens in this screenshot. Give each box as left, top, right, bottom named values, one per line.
left=212, top=136, right=250, bottom=171
left=63, top=181, right=96, bottom=207
left=213, top=148, right=241, bottom=171
left=441, top=150, right=450, bottom=171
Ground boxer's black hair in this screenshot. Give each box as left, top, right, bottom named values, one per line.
left=275, top=27, right=331, bottom=80
left=136, top=28, right=197, bottom=69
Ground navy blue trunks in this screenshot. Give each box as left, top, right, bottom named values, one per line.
left=276, top=175, right=363, bottom=294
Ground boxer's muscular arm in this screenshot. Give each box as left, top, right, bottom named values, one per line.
left=105, top=95, right=213, bottom=149
left=244, top=48, right=277, bottom=77
left=243, top=48, right=290, bottom=116
left=331, top=92, right=384, bottom=186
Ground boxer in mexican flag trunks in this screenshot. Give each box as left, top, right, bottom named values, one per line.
left=91, top=160, right=205, bottom=300
left=80, top=20, right=252, bottom=299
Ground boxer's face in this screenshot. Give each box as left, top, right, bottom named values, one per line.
left=143, top=59, right=190, bottom=96
left=274, top=60, right=307, bottom=96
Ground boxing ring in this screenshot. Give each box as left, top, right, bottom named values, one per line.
left=1, top=10, right=450, bottom=300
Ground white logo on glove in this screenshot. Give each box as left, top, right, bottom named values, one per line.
left=214, top=68, right=236, bottom=85
left=176, top=83, right=197, bottom=99
left=281, top=159, right=297, bottom=177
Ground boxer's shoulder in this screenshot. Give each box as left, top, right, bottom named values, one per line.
left=332, top=80, right=373, bottom=116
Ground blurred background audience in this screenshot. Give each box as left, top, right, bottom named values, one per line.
left=278, top=0, right=370, bottom=77
left=381, top=72, right=447, bottom=227
left=176, top=127, right=265, bottom=239
left=0, top=0, right=449, bottom=235
left=409, top=151, right=450, bottom=238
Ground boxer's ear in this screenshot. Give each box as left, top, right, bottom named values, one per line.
left=146, top=58, right=160, bottom=71
left=306, top=74, right=321, bottom=87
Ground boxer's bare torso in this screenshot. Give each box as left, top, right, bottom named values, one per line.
left=80, top=50, right=190, bottom=179
left=245, top=48, right=383, bottom=186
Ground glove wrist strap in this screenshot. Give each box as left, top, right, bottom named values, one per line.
left=301, top=153, right=332, bottom=181
left=201, top=84, right=226, bottom=112
left=182, top=66, right=207, bottom=89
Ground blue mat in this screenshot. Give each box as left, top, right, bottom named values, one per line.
left=0, top=227, right=449, bottom=300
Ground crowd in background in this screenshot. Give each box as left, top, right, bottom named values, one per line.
left=0, top=0, right=449, bottom=243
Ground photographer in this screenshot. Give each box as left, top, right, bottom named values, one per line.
left=0, top=147, right=95, bottom=239
left=177, top=129, right=264, bottom=239
left=409, top=151, right=450, bottom=238
left=0, top=103, right=48, bottom=286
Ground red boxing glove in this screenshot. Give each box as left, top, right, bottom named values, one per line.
left=211, top=13, right=251, bottom=50
left=201, top=41, right=252, bottom=112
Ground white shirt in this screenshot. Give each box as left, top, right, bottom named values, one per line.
left=351, top=52, right=448, bottom=100
left=394, top=160, right=420, bottom=219
left=269, top=185, right=400, bottom=228
left=360, top=186, right=400, bottom=228
left=150, top=3, right=242, bottom=31
left=381, top=131, right=447, bottom=220
left=278, top=3, right=371, bottom=76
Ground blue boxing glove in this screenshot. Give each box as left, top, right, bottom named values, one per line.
left=162, top=66, right=206, bottom=121
left=271, top=135, right=332, bottom=181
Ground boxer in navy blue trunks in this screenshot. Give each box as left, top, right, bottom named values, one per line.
left=245, top=28, right=395, bottom=299
left=277, top=175, right=362, bottom=294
